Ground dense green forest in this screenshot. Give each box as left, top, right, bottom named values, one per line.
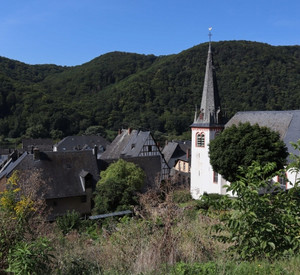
left=0, top=41, right=300, bottom=142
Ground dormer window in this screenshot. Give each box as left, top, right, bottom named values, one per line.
left=131, top=143, right=135, bottom=149
left=196, top=132, right=205, bottom=147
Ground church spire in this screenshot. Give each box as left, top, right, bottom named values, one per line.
left=193, top=27, right=221, bottom=125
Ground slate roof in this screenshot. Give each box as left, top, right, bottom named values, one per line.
left=0, top=150, right=100, bottom=199
left=162, top=141, right=191, bottom=168
left=226, top=110, right=300, bottom=158
left=54, top=135, right=110, bottom=153
left=22, top=138, right=54, bottom=152
left=192, top=42, right=222, bottom=127
left=0, top=152, right=28, bottom=180
left=101, top=129, right=151, bottom=159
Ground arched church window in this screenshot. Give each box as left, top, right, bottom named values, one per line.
left=213, top=171, right=218, bottom=183
left=196, top=132, right=205, bottom=147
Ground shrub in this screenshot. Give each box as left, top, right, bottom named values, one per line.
left=6, top=237, right=54, bottom=274
left=94, top=159, right=145, bottom=214
left=56, top=210, right=82, bottom=235
left=171, top=189, right=192, bottom=203
left=217, top=161, right=300, bottom=260
left=196, top=193, right=224, bottom=211
left=0, top=169, right=48, bottom=269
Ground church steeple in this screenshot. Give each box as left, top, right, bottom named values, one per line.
left=190, top=28, right=225, bottom=199
left=193, top=27, right=221, bottom=125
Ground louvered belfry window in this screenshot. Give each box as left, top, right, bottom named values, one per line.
left=196, top=132, right=205, bottom=147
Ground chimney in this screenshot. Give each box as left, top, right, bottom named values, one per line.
left=128, top=128, right=132, bottom=135
left=118, top=129, right=121, bottom=135
left=186, top=149, right=190, bottom=160
left=93, top=145, right=98, bottom=158
left=33, top=147, right=40, bottom=161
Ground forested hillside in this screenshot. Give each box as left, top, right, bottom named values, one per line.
left=0, top=41, right=299, bottom=141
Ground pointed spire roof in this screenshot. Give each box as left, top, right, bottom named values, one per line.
left=192, top=29, right=222, bottom=127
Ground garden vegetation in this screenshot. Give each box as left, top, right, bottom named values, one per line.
left=0, top=141, right=299, bottom=274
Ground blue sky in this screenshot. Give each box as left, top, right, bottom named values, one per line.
left=0, top=0, right=299, bottom=66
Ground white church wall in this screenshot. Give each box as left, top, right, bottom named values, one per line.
left=190, top=127, right=225, bottom=199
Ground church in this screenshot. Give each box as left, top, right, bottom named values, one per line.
left=190, top=31, right=300, bottom=199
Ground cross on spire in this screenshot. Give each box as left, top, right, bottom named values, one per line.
left=208, top=27, right=212, bottom=43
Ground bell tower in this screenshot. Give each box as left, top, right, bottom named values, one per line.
left=190, top=28, right=225, bottom=199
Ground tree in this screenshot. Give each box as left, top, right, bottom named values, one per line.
left=209, top=122, right=288, bottom=182
left=93, top=159, right=145, bottom=214
left=217, top=161, right=300, bottom=260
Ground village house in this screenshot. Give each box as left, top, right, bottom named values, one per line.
left=0, top=149, right=99, bottom=220
left=162, top=141, right=191, bottom=186
left=100, top=128, right=170, bottom=188
left=53, top=135, right=110, bottom=159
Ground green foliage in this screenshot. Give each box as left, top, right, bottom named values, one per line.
left=196, top=193, right=225, bottom=211
left=170, top=261, right=217, bottom=275
left=1, top=41, right=300, bottom=139
left=171, top=189, right=192, bottom=204
left=169, top=259, right=293, bottom=275
left=217, top=161, right=300, bottom=260
left=288, top=139, right=300, bottom=176
left=94, top=159, right=145, bottom=214
left=209, top=122, right=288, bottom=182
left=84, top=125, right=104, bottom=136
left=56, top=210, right=82, bottom=235
left=6, top=237, right=54, bottom=275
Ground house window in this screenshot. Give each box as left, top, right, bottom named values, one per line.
left=196, top=132, right=205, bottom=147
left=213, top=171, right=218, bottom=183
left=148, top=145, right=152, bottom=152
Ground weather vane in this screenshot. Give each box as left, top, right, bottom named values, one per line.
left=208, top=27, right=212, bottom=43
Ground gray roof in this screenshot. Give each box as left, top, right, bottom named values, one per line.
left=0, top=150, right=99, bottom=199
left=192, top=42, right=222, bottom=126
left=101, top=129, right=151, bottom=159
left=22, top=138, right=54, bottom=152
left=162, top=142, right=178, bottom=164
left=162, top=141, right=191, bottom=168
left=226, top=110, right=300, bottom=158
left=54, top=135, right=110, bottom=152
left=0, top=152, right=28, bottom=179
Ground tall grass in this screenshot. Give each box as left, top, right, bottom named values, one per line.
left=6, top=180, right=299, bottom=274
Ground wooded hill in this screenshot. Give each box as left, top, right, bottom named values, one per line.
left=0, top=41, right=299, bottom=141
